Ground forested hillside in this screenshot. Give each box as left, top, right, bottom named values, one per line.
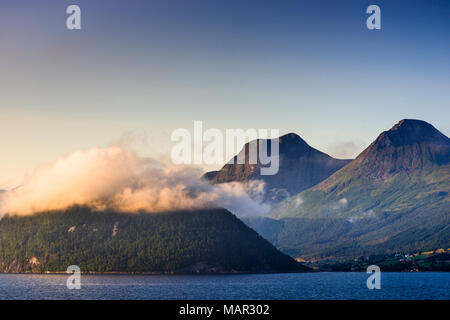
left=0, top=207, right=309, bottom=273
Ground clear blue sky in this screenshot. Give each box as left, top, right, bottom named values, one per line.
left=1, top=0, right=449, bottom=188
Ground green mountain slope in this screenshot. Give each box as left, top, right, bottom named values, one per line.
left=259, top=120, right=450, bottom=260
left=0, top=206, right=309, bottom=273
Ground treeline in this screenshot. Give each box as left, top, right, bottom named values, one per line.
left=317, top=253, right=450, bottom=272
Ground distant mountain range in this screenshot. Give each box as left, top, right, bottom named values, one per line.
left=232, top=120, right=449, bottom=261
left=0, top=207, right=309, bottom=273
left=1, top=119, right=448, bottom=270
left=204, top=133, right=351, bottom=202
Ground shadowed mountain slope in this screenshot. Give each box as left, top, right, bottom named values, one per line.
left=205, top=133, right=351, bottom=202
left=249, top=120, right=450, bottom=260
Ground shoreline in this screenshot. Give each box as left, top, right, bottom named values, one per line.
left=0, top=270, right=311, bottom=276
left=1, top=270, right=448, bottom=275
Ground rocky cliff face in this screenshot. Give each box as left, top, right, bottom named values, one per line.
left=318, top=119, right=450, bottom=185
left=205, top=133, right=351, bottom=202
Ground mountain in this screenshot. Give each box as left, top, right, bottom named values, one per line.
left=0, top=206, right=310, bottom=273
left=204, top=133, right=351, bottom=202
left=250, top=120, right=450, bottom=260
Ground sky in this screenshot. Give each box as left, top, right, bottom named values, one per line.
left=1, top=0, right=449, bottom=189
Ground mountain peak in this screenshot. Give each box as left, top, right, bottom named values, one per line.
left=392, top=119, right=430, bottom=129
left=269, top=120, right=450, bottom=261
left=376, top=119, right=449, bottom=148
left=278, top=132, right=305, bottom=143
left=347, top=119, right=450, bottom=177
left=204, top=132, right=351, bottom=202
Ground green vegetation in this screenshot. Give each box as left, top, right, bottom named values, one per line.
left=0, top=206, right=309, bottom=274
left=246, top=212, right=449, bottom=261
left=316, top=252, right=450, bottom=272
left=260, top=120, right=450, bottom=261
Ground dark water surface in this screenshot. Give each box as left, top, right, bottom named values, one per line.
left=0, top=272, right=448, bottom=300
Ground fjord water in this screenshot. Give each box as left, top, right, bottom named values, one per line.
left=0, top=273, right=448, bottom=300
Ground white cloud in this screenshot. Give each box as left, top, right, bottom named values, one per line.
left=327, top=140, right=366, bottom=159
left=293, top=197, right=303, bottom=208
left=0, top=147, right=269, bottom=217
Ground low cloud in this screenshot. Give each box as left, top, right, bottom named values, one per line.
left=330, top=197, right=348, bottom=210
left=0, top=147, right=269, bottom=217
left=293, top=197, right=303, bottom=208
left=327, top=140, right=365, bottom=159
left=347, top=209, right=376, bottom=223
